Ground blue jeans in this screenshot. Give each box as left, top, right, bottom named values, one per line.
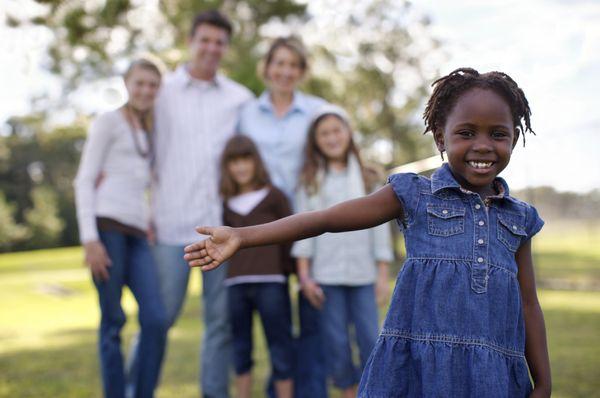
left=228, top=283, right=293, bottom=379
left=153, top=243, right=232, bottom=398
left=295, top=292, right=328, bottom=398
left=319, top=284, right=379, bottom=389
left=95, top=230, right=168, bottom=398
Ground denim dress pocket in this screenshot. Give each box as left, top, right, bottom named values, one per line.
left=497, top=213, right=527, bottom=252
left=426, top=205, right=465, bottom=237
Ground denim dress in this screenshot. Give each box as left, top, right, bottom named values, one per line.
left=358, top=163, right=544, bottom=398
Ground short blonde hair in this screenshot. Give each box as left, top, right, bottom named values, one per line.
left=123, top=55, right=165, bottom=80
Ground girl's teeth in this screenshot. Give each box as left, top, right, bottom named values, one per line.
left=469, top=161, right=492, bottom=169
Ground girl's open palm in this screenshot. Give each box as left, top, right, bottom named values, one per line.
left=184, top=226, right=241, bottom=271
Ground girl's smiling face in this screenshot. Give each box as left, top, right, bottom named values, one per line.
left=434, top=88, right=518, bottom=197
left=227, top=156, right=256, bottom=192
left=314, top=115, right=352, bottom=163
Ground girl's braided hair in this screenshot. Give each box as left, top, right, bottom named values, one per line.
left=423, top=67, right=534, bottom=145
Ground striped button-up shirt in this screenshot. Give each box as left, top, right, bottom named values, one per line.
left=152, top=65, right=253, bottom=245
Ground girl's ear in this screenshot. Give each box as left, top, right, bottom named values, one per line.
left=433, top=129, right=445, bottom=152
left=433, top=130, right=446, bottom=160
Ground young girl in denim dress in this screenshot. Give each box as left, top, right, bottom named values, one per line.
left=185, top=68, right=552, bottom=397
left=292, top=105, right=393, bottom=397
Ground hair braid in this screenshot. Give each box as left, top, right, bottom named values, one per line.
left=423, top=67, right=534, bottom=146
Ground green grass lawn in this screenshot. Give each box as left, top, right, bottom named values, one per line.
left=1, top=221, right=599, bottom=397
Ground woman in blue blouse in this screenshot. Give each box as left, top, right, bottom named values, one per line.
left=238, top=37, right=327, bottom=398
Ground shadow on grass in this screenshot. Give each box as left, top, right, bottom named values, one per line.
left=0, top=324, right=203, bottom=398
left=544, top=306, right=600, bottom=398
left=0, top=328, right=101, bottom=398
left=2, top=292, right=598, bottom=398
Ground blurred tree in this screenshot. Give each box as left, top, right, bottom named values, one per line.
left=12, top=0, right=307, bottom=96
left=3, top=0, right=442, bottom=250
left=0, top=115, right=86, bottom=250
left=301, top=0, right=440, bottom=165
left=23, top=185, right=65, bottom=249
left=0, top=193, right=29, bottom=251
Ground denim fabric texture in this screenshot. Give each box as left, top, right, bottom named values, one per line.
left=296, top=293, right=329, bottom=398
left=200, top=256, right=232, bottom=398
left=152, top=243, right=232, bottom=398
left=319, top=285, right=379, bottom=389
left=358, top=163, right=544, bottom=398
left=95, top=230, right=167, bottom=398
left=227, top=283, right=294, bottom=379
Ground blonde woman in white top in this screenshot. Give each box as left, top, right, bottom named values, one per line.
left=74, top=59, right=167, bottom=398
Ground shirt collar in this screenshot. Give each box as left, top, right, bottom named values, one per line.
left=258, top=91, right=309, bottom=115
left=430, top=163, right=511, bottom=198
left=174, top=64, right=221, bottom=89
left=430, top=163, right=462, bottom=193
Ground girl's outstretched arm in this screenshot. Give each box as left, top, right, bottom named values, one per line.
left=516, top=239, right=551, bottom=397
left=184, top=184, right=403, bottom=271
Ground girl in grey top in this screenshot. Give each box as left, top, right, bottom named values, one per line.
left=291, top=105, right=393, bottom=396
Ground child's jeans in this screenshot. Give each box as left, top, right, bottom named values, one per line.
left=319, top=284, right=379, bottom=389
left=95, top=229, right=168, bottom=398
left=227, top=282, right=294, bottom=380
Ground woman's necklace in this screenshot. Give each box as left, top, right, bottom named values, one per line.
left=123, top=104, right=152, bottom=159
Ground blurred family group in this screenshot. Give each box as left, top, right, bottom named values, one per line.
left=74, top=9, right=393, bottom=398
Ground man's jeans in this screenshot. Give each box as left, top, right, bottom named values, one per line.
left=96, top=230, right=168, bottom=398
left=153, top=243, right=232, bottom=398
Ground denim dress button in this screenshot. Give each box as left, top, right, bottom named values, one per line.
left=478, top=220, right=485, bottom=226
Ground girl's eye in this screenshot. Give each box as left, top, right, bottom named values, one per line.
left=492, top=130, right=508, bottom=138
left=458, top=130, right=474, bottom=137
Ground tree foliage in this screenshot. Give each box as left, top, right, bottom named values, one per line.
left=0, top=116, right=86, bottom=251
left=300, top=0, right=440, bottom=164
left=3, top=0, right=442, bottom=250
left=0, top=192, right=29, bottom=251
left=23, top=185, right=66, bottom=249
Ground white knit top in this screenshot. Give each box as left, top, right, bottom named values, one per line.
left=74, top=109, right=152, bottom=243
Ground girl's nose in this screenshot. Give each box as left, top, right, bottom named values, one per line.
left=472, top=139, right=493, bottom=153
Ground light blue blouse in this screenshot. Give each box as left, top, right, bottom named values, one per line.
left=238, top=91, right=326, bottom=207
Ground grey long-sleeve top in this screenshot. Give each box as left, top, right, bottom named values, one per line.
left=291, top=168, right=394, bottom=285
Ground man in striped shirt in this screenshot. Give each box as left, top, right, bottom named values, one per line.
left=151, top=10, right=253, bottom=398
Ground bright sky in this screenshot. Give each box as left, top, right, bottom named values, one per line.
left=1, top=0, right=599, bottom=192
left=416, top=0, right=600, bottom=192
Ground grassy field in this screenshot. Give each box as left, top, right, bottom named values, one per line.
left=1, top=221, right=599, bottom=397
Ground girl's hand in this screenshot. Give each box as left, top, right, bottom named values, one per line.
left=84, top=240, right=112, bottom=282
left=375, top=261, right=390, bottom=307
left=184, top=226, right=241, bottom=271
left=529, top=386, right=551, bottom=398
left=300, top=277, right=325, bottom=309
left=146, top=222, right=156, bottom=245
